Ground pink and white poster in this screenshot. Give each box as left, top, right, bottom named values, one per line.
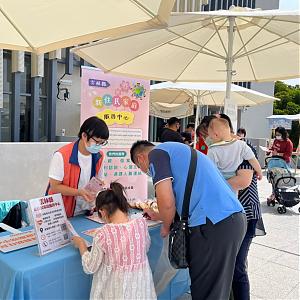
left=81, top=67, right=149, bottom=202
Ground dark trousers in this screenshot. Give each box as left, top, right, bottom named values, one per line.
left=232, top=219, right=257, bottom=300
left=188, top=212, right=247, bottom=300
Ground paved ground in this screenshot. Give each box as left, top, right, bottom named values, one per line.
left=179, top=172, right=300, bottom=300
left=248, top=172, right=299, bottom=299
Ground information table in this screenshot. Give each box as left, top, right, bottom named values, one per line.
left=0, top=215, right=189, bottom=300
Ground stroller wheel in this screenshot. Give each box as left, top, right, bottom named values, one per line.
left=277, top=206, right=286, bottom=214
left=298, top=207, right=300, bottom=214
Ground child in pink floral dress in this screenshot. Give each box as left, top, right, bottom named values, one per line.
left=72, top=182, right=156, bottom=300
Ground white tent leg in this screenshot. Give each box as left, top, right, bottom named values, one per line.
left=224, top=16, right=238, bottom=131
left=225, top=16, right=235, bottom=109
left=193, top=94, right=201, bottom=149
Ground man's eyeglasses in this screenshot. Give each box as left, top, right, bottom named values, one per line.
left=90, top=137, right=108, bottom=146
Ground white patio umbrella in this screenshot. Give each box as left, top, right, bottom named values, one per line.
left=73, top=7, right=300, bottom=122
left=149, top=100, right=195, bottom=119
left=151, top=81, right=279, bottom=146
left=0, top=0, right=175, bottom=53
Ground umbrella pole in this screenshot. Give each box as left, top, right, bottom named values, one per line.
left=193, top=94, right=201, bottom=149
left=224, top=16, right=236, bottom=129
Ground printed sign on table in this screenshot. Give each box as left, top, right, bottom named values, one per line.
left=81, top=67, right=149, bottom=203
left=29, top=194, right=70, bottom=256
left=0, top=230, right=37, bottom=253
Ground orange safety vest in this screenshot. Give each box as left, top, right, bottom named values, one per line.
left=46, top=140, right=104, bottom=218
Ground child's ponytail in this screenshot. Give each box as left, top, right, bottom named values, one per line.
left=109, top=182, right=129, bottom=214
left=96, top=181, right=129, bottom=217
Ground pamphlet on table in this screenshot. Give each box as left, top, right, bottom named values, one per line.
left=0, top=229, right=37, bottom=253
left=86, top=211, right=161, bottom=229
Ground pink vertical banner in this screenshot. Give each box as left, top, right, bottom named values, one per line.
left=81, top=67, right=149, bottom=202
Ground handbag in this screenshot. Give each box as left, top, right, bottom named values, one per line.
left=168, top=147, right=198, bottom=269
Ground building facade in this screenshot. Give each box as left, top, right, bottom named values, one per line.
left=0, top=0, right=280, bottom=142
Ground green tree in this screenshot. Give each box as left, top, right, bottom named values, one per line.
left=286, top=102, right=300, bottom=115
left=273, top=81, right=300, bottom=149
left=274, top=81, right=289, bottom=94
left=274, top=91, right=293, bottom=110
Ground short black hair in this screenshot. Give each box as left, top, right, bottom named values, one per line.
left=275, top=127, right=288, bottom=140
left=181, top=132, right=192, bottom=143
left=78, top=116, right=109, bottom=140
left=187, top=123, right=195, bottom=129
left=130, top=140, right=154, bottom=164
left=218, top=114, right=234, bottom=133
left=167, top=117, right=180, bottom=126
left=237, top=128, right=246, bottom=137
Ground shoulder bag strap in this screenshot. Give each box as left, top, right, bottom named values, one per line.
left=181, top=148, right=198, bottom=221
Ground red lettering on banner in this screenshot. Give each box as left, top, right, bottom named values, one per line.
left=40, top=196, right=54, bottom=205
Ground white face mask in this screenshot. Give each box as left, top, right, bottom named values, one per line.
left=85, top=143, right=102, bottom=154
left=275, top=135, right=283, bottom=140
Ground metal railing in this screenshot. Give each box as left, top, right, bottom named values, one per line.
left=172, top=0, right=209, bottom=12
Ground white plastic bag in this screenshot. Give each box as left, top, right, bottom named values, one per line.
left=153, top=236, right=178, bottom=294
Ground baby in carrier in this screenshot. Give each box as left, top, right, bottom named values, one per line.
left=207, top=118, right=262, bottom=189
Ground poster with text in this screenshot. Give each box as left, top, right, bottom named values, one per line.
left=81, top=67, right=149, bottom=202
left=29, top=194, right=70, bottom=256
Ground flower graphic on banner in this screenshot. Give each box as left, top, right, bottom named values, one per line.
left=97, top=109, right=134, bottom=125
left=120, top=81, right=131, bottom=93
left=115, top=88, right=122, bottom=96
left=131, top=83, right=146, bottom=100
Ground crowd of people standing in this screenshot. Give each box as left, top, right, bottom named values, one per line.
left=49, top=114, right=294, bottom=300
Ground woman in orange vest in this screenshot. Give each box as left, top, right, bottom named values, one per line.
left=47, top=117, right=109, bottom=218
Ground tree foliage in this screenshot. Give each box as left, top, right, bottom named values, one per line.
left=273, top=81, right=300, bottom=148
left=274, top=81, right=300, bottom=114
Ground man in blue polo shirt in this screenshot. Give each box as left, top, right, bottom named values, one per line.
left=130, top=141, right=247, bottom=300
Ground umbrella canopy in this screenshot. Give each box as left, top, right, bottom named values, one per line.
left=150, top=100, right=194, bottom=119
left=151, top=81, right=279, bottom=146
left=73, top=8, right=300, bottom=83
left=0, top=0, right=175, bottom=54
left=151, top=81, right=278, bottom=106
left=73, top=7, right=299, bottom=123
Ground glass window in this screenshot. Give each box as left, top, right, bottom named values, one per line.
left=40, top=60, right=48, bottom=97
left=20, top=55, right=31, bottom=94
left=0, top=93, right=11, bottom=141
left=20, top=96, right=30, bottom=142
left=3, top=51, right=12, bottom=93
left=39, top=97, right=47, bottom=141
